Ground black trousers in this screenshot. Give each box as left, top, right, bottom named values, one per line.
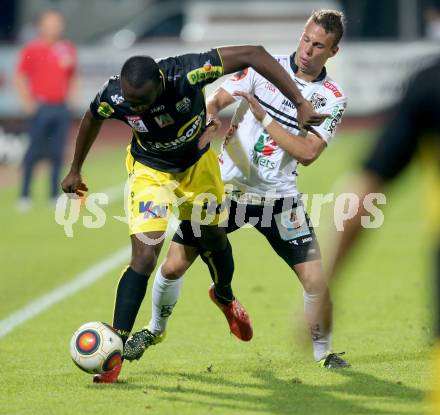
left=21, top=103, right=71, bottom=198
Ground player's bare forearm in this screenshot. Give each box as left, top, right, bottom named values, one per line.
left=266, top=121, right=325, bottom=165
left=206, top=87, right=235, bottom=119
left=70, top=110, right=103, bottom=173
left=232, top=90, right=325, bottom=164
left=206, top=96, right=221, bottom=121
left=198, top=88, right=235, bottom=149
left=219, top=45, right=305, bottom=106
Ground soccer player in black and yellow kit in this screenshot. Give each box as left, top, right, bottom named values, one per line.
left=61, top=45, right=328, bottom=383
left=326, top=59, right=440, bottom=412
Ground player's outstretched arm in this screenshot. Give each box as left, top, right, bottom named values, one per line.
left=233, top=91, right=326, bottom=165
left=218, top=45, right=328, bottom=127
left=198, top=88, right=235, bottom=149
left=61, top=110, right=103, bottom=196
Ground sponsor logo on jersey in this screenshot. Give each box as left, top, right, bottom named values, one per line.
left=139, top=201, right=168, bottom=219
left=282, top=98, right=295, bottom=110
left=187, top=61, right=224, bottom=85
left=323, top=104, right=346, bottom=134
left=176, top=97, right=191, bottom=113
left=97, top=102, right=114, bottom=118
left=126, top=115, right=148, bottom=132
left=264, top=82, right=276, bottom=93
left=150, top=105, right=165, bottom=114
left=110, top=94, right=124, bottom=105
left=177, top=114, right=203, bottom=142
left=154, top=113, right=175, bottom=128
left=231, top=68, right=248, bottom=81
left=249, top=130, right=277, bottom=169
left=324, top=81, right=342, bottom=97
left=143, top=113, right=203, bottom=151
left=254, top=131, right=277, bottom=156
left=310, top=93, right=327, bottom=110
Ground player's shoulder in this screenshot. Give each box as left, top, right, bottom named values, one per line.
left=96, top=75, right=122, bottom=102
left=156, top=55, right=186, bottom=83
left=157, top=55, right=178, bottom=70
left=101, top=75, right=120, bottom=93
left=107, top=74, right=120, bottom=85
left=319, top=74, right=347, bottom=103
left=106, top=76, right=126, bottom=106
left=272, top=54, right=291, bottom=68
left=157, top=50, right=218, bottom=73
left=245, top=54, right=290, bottom=81
left=91, top=75, right=122, bottom=119
left=158, top=50, right=222, bottom=86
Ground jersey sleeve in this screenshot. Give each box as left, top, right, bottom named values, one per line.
left=363, top=69, right=431, bottom=181
left=16, top=44, right=33, bottom=77
left=182, top=48, right=225, bottom=88
left=220, top=67, right=256, bottom=99
left=89, top=79, right=115, bottom=120
left=313, top=95, right=347, bottom=144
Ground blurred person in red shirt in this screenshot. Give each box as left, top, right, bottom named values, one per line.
left=14, top=10, right=78, bottom=210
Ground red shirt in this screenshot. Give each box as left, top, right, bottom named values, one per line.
left=16, top=39, right=77, bottom=104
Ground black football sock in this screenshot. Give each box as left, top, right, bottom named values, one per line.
left=112, top=266, right=149, bottom=344
left=200, top=240, right=234, bottom=305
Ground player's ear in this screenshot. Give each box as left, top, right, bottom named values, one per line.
left=330, top=45, right=339, bottom=58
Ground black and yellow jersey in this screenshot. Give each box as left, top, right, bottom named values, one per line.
left=90, top=49, right=224, bottom=173
left=364, top=59, right=440, bottom=235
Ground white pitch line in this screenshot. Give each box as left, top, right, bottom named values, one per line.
left=0, top=182, right=128, bottom=339
left=0, top=246, right=131, bottom=339
left=0, top=181, right=183, bottom=339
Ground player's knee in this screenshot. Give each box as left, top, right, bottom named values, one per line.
left=162, top=256, right=189, bottom=279
left=300, top=271, right=327, bottom=294
left=130, top=245, right=158, bottom=275
left=199, top=225, right=227, bottom=251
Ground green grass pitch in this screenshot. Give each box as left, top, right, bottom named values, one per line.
left=0, top=131, right=434, bottom=414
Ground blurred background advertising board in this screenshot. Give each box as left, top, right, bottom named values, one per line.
left=2, top=0, right=440, bottom=118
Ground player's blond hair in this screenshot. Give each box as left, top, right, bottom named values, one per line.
left=310, top=10, right=346, bottom=46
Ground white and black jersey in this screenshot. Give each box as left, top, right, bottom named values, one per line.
left=219, top=53, right=347, bottom=198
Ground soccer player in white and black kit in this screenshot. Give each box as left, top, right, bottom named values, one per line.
left=142, top=10, right=350, bottom=368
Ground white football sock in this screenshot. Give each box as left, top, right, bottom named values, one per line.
left=303, top=290, right=332, bottom=361
left=148, top=265, right=183, bottom=335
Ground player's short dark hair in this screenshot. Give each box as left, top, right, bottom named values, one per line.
left=120, top=56, right=161, bottom=88
left=310, top=10, right=346, bottom=46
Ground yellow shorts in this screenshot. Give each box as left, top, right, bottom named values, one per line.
left=125, top=147, right=226, bottom=235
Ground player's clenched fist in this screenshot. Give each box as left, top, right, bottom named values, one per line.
left=61, top=171, right=88, bottom=197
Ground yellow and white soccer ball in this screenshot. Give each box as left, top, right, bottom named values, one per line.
left=70, top=321, right=123, bottom=374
